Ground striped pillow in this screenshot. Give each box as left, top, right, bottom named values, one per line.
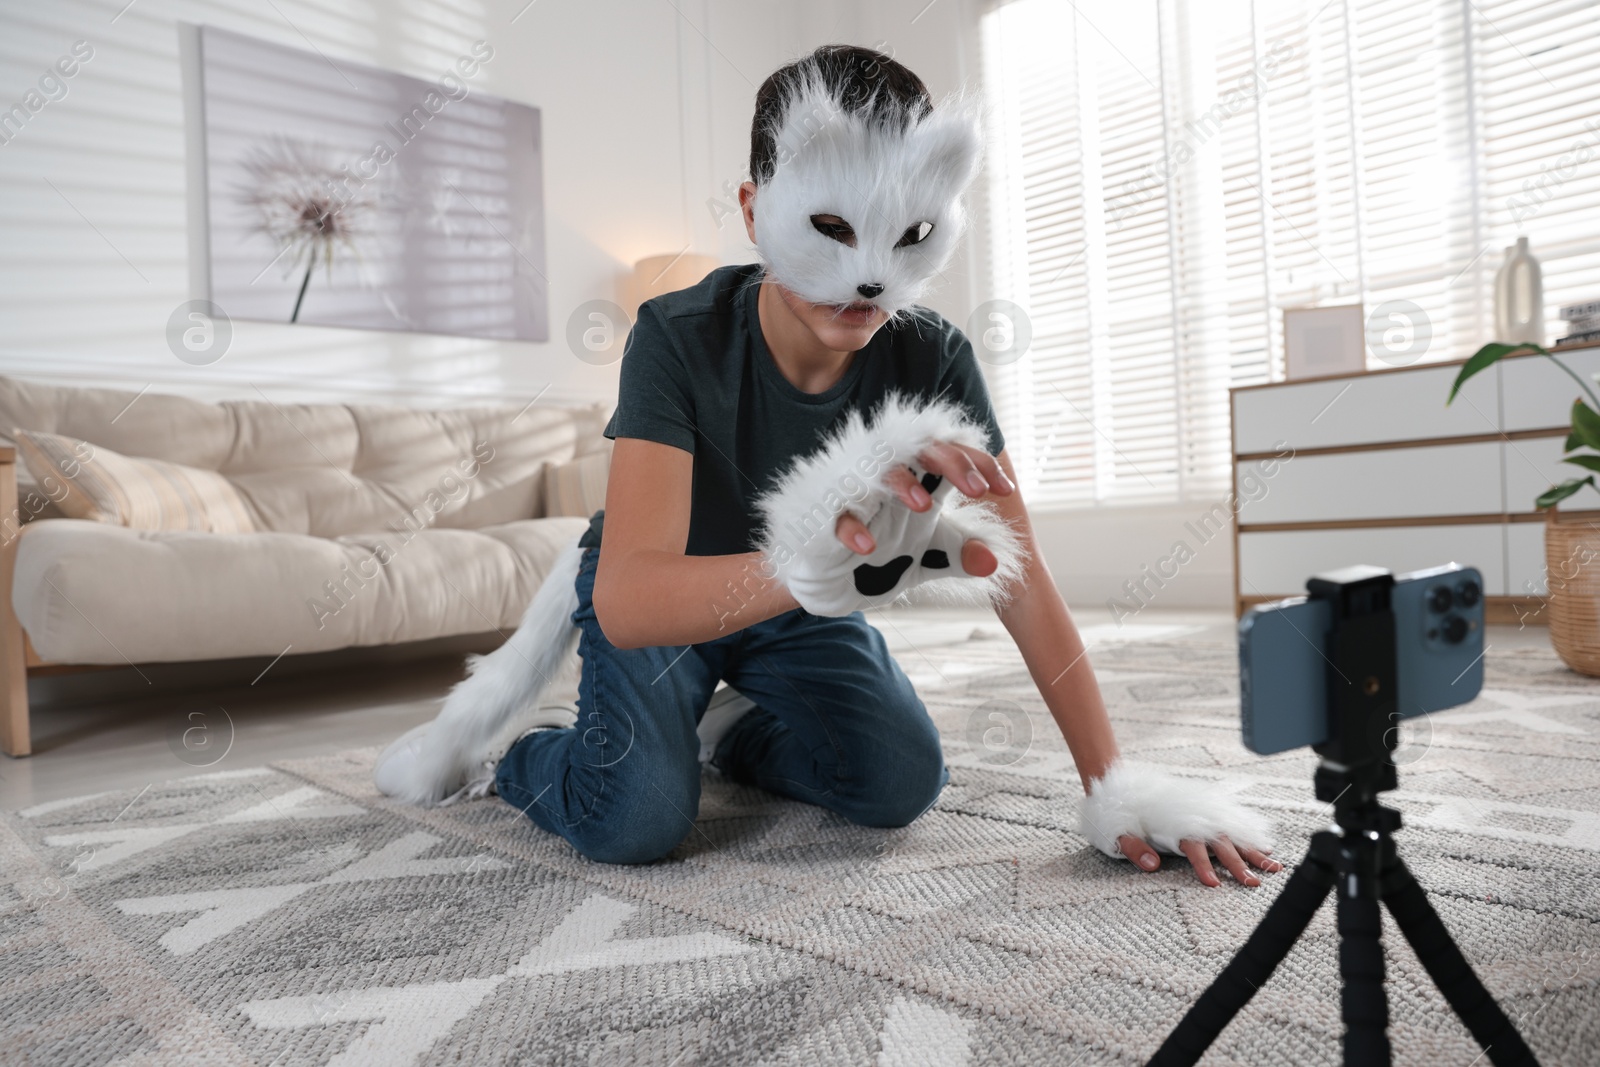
left=14, top=430, right=256, bottom=534
left=543, top=448, right=611, bottom=518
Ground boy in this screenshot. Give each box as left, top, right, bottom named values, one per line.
left=378, top=46, right=1278, bottom=889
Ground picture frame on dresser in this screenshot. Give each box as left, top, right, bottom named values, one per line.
left=1283, top=304, right=1366, bottom=381
left=1230, top=338, right=1600, bottom=624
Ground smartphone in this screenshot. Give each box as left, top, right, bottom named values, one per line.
left=1239, top=564, right=1485, bottom=755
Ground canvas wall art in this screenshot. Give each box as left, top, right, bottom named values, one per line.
left=189, top=25, right=548, bottom=342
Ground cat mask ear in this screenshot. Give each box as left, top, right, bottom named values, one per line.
left=752, top=65, right=984, bottom=318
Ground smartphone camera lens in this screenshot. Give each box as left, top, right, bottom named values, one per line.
left=1457, top=578, right=1481, bottom=608
left=1427, top=585, right=1453, bottom=613
left=1442, top=614, right=1469, bottom=644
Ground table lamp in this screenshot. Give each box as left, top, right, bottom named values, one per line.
left=629, top=253, right=720, bottom=314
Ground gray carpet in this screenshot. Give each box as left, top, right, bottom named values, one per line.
left=3, top=627, right=1598, bottom=1065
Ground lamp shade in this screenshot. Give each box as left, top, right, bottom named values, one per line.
left=629, top=253, right=720, bottom=311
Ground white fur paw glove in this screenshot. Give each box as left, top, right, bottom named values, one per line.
left=784, top=462, right=1013, bottom=615
left=1077, top=761, right=1276, bottom=858
left=755, top=394, right=1026, bottom=617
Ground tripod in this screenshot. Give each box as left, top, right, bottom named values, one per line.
left=1149, top=568, right=1540, bottom=1067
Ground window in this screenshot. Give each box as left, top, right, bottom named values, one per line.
left=978, top=0, right=1600, bottom=511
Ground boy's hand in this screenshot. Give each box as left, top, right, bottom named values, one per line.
left=1078, top=761, right=1278, bottom=886
left=1116, top=833, right=1282, bottom=888
left=834, top=440, right=1015, bottom=559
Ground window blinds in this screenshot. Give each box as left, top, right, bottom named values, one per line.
left=978, top=0, right=1600, bottom=511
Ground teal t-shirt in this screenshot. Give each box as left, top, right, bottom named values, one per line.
left=583, top=263, right=1005, bottom=557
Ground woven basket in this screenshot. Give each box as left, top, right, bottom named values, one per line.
left=1545, top=507, right=1600, bottom=676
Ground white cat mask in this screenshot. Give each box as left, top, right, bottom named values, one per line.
left=752, top=68, right=984, bottom=318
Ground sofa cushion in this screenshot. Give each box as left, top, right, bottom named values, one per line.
left=15, top=430, right=256, bottom=534
left=0, top=376, right=611, bottom=538
left=12, top=516, right=589, bottom=665
left=543, top=445, right=611, bottom=518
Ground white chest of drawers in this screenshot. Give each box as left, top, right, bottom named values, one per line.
left=1230, top=341, right=1600, bottom=620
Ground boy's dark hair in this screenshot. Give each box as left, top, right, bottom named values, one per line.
left=748, top=45, right=933, bottom=186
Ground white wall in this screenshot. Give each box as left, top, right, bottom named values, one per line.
left=0, top=0, right=996, bottom=403
left=0, top=0, right=1234, bottom=610
left=0, top=0, right=802, bottom=407
left=1029, top=504, right=1236, bottom=614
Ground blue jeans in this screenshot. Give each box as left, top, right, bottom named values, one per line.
left=494, top=547, right=948, bottom=864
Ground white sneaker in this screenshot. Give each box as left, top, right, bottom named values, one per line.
left=373, top=722, right=435, bottom=799
left=698, top=685, right=757, bottom=766
left=439, top=758, right=500, bottom=807
left=374, top=702, right=578, bottom=803
left=436, top=712, right=575, bottom=807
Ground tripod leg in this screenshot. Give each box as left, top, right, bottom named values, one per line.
left=1382, top=857, right=1542, bottom=1067
left=1147, top=836, right=1337, bottom=1067
left=1337, top=880, right=1392, bottom=1066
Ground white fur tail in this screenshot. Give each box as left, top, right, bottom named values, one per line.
left=388, top=540, right=585, bottom=806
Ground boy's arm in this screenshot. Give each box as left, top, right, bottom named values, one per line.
left=981, top=452, right=1121, bottom=791
left=595, top=432, right=1012, bottom=649
left=592, top=437, right=799, bottom=649
left=984, top=450, right=1280, bottom=887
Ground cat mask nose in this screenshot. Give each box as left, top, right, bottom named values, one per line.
left=857, top=283, right=884, bottom=299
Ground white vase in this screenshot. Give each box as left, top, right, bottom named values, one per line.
left=1494, top=236, right=1545, bottom=345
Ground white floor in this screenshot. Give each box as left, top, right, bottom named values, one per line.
left=0, top=606, right=1549, bottom=811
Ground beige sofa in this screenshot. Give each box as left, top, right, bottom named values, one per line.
left=0, top=376, right=609, bottom=757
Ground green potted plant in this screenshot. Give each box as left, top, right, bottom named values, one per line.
left=1450, top=342, right=1600, bottom=675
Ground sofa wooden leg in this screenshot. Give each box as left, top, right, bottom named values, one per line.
left=0, top=447, right=31, bottom=758
left=0, top=654, right=25, bottom=758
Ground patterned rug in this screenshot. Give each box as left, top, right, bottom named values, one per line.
left=4, top=626, right=1599, bottom=1066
